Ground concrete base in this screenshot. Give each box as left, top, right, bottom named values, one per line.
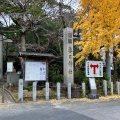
left=88, top=94, right=99, bottom=99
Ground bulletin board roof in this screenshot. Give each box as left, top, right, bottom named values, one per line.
left=18, top=51, right=55, bottom=59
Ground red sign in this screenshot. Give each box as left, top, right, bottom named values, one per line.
left=86, top=61, right=103, bottom=77
left=90, top=64, right=99, bottom=74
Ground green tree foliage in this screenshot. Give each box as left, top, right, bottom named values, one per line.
left=0, top=0, right=76, bottom=83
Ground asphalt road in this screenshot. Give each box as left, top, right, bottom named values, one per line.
left=0, top=99, right=120, bottom=120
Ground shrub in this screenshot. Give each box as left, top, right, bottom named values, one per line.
left=51, top=74, right=63, bottom=84
left=74, top=70, right=88, bottom=84
left=23, top=86, right=32, bottom=91
left=113, top=85, right=117, bottom=94
left=101, top=72, right=109, bottom=81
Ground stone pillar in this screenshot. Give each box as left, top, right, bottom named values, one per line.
left=110, top=82, right=113, bottom=95
left=57, top=82, right=60, bottom=100
left=103, top=80, right=107, bottom=96
left=45, top=82, right=49, bottom=101
left=18, top=79, right=23, bottom=102
left=67, top=83, right=71, bottom=99
left=32, top=82, right=37, bottom=102
left=82, top=82, right=86, bottom=97
left=63, top=27, right=74, bottom=84
left=116, top=81, right=120, bottom=95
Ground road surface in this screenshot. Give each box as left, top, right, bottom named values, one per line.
left=0, top=99, right=120, bottom=120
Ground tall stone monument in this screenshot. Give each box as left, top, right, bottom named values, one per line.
left=63, top=27, right=74, bottom=84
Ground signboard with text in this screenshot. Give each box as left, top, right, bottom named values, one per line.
left=25, top=61, right=46, bottom=81
left=86, top=61, right=103, bottom=77
left=7, top=62, right=13, bottom=72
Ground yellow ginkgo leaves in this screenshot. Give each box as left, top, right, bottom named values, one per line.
left=74, top=0, right=120, bottom=65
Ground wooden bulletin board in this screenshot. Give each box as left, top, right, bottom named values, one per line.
left=25, top=61, right=46, bottom=81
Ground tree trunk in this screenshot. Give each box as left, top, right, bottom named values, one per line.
left=20, top=32, right=26, bottom=51
left=19, top=31, right=26, bottom=72
left=97, top=77, right=101, bottom=92
left=88, top=53, right=94, bottom=60
left=34, top=31, right=40, bottom=49
left=19, top=31, right=27, bottom=86
left=113, top=49, right=117, bottom=84
left=106, top=50, right=111, bottom=84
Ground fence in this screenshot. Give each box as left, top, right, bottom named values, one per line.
left=1, top=79, right=120, bottom=103
left=18, top=80, right=82, bottom=102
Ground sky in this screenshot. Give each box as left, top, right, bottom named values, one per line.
left=0, top=0, right=80, bottom=26
left=0, top=15, right=13, bottom=27
left=57, top=0, right=80, bottom=10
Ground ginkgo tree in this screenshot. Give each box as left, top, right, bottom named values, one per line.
left=74, top=0, right=120, bottom=82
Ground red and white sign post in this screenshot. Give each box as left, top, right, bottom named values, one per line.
left=86, top=61, right=103, bottom=77
left=85, top=61, right=103, bottom=99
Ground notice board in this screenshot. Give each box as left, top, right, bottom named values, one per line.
left=25, top=61, right=46, bottom=81
left=7, top=62, right=13, bottom=72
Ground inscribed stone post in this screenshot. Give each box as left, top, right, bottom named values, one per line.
left=82, top=82, right=86, bottom=97
left=32, top=82, right=37, bottom=102
left=116, top=81, right=120, bottom=95
left=45, top=82, right=49, bottom=100
left=18, top=79, right=23, bottom=102
left=63, top=27, right=74, bottom=84
left=110, top=82, right=113, bottom=95
left=57, top=82, right=60, bottom=100
left=67, top=83, right=71, bottom=99
left=103, top=80, right=107, bottom=96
